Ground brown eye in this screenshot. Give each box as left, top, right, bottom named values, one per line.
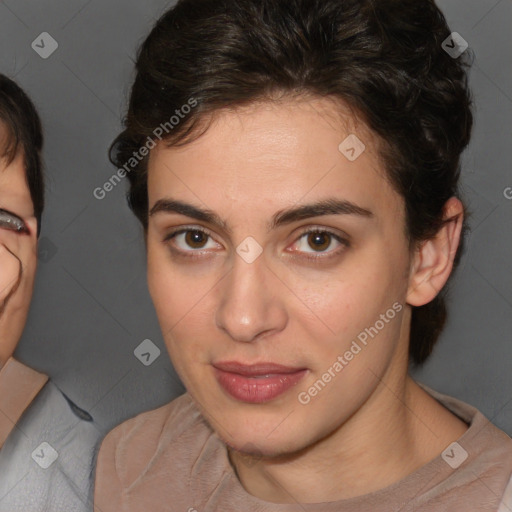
left=307, top=232, right=332, bottom=252
left=185, top=230, right=208, bottom=249
left=288, top=228, right=349, bottom=261
left=164, top=227, right=221, bottom=257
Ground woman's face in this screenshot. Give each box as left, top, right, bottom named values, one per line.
left=0, top=145, right=38, bottom=365
left=147, top=97, right=414, bottom=456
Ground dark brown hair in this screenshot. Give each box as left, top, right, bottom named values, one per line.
left=111, top=0, right=473, bottom=365
left=0, top=74, right=44, bottom=235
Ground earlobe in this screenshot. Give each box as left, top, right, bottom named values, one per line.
left=406, top=197, right=464, bottom=307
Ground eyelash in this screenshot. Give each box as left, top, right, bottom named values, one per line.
left=0, top=209, right=28, bottom=234
left=162, top=225, right=349, bottom=262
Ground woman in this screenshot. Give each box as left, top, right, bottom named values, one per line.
left=0, top=74, right=101, bottom=512
left=94, top=0, right=512, bottom=510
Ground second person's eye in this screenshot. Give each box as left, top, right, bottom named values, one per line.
left=0, top=209, right=28, bottom=233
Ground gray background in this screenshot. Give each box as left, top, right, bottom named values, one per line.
left=0, top=0, right=510, bottom=436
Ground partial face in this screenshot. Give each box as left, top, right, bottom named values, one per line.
left=147, top=97, right=413, bottom=456
left=0, top=140, right=38, bottom=365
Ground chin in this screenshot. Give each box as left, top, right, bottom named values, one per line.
left=229, top=435, right=318, bottom=463
left=214, top=416, right=310, bottom=459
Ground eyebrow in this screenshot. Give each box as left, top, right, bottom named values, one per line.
left=149, top=198, right=374, bottom=235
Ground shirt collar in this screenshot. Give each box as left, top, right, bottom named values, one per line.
left=0, top=357, right=48, bottom=449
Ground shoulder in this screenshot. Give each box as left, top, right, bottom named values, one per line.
left=95, top=392, right=207, bottom=487
left=0, top=379, right=102, bottom=512
left=94, top=393, right=234, bottom=510
left=18, top=379, right=101, bottom=445
left=421, top=383, right=512, bottom=506
left=99, top=392, right=202, bottom=452
left=498, top=475, right=512, bottom=512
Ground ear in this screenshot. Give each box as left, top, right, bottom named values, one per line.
left=407, top=197, right=464, bottom=307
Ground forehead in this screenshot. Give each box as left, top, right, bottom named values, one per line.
left=147, top=96, right=401, bottom=221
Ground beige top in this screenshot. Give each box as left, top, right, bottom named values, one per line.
left=0, top=357, right=48, bottom=449
left=94, top=384, right=512, bottom=511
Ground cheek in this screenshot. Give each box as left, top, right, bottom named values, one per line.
left=294, top=246, right=408, bottom=364
left=0, top=244, right=20, bottom=302
left=147, top=242, right=182, bottom=332
left=1, top=232, right=37, bottom=280
left=146, top=241, right=215, bottom=362
left=293, top=275, right=405, bottom=421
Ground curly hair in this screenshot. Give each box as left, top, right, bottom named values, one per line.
left=110, top=0, right=473, bottom=366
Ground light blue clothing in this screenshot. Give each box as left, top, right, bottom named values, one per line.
left=0, top=379, right=102, bottom=511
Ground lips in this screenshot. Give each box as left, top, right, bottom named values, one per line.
left=213, top=361, right=304, bottom=376
left=213, top=361, right=308, bottom=403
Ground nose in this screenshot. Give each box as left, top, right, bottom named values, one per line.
left=215, top=251, right=287, bottom=343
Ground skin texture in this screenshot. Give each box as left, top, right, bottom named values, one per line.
left=0, top=146, right=38, bottom=367
left=146, top=96, right=468, bottom=503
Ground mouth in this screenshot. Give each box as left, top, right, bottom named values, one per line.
left=212, top=361, right=308, bottom=404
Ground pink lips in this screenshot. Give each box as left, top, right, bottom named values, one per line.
left=213, top=361, right=308, bottom=403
